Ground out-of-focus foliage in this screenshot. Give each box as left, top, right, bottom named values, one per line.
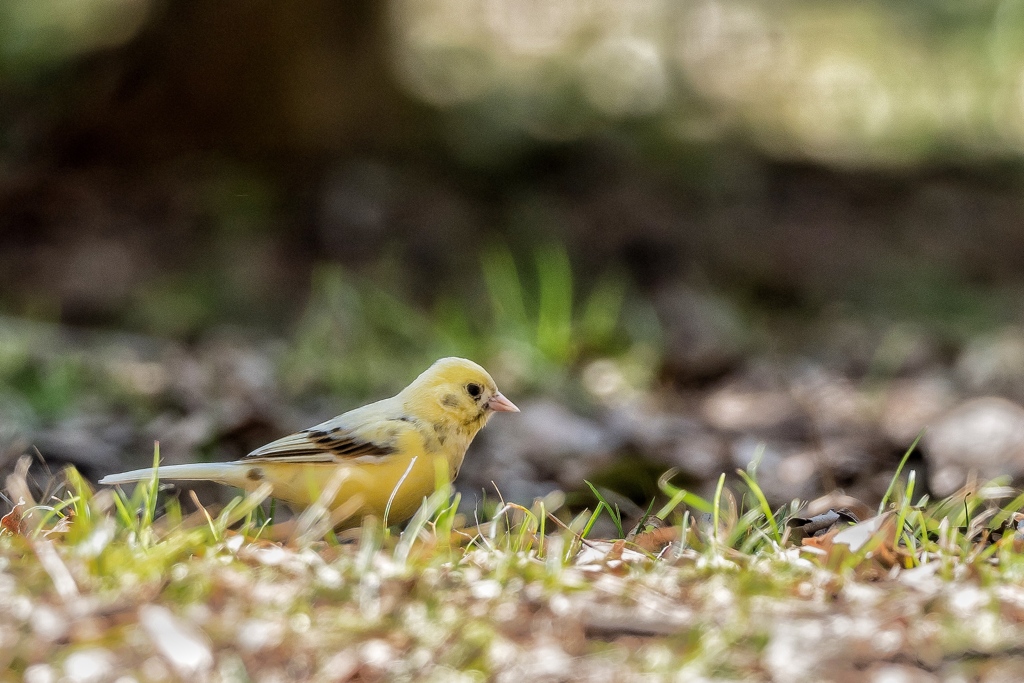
left=0, top=318, right=164, bottom=434
left=282, top=244, right=660, bottom=397
left=391, top=0, right=1024, bottom=168
left=0, top=0, right=150, bottom=79
left=2, top=0, right=1023, bottom=340
left=7, top=0, right=1024, bottom=170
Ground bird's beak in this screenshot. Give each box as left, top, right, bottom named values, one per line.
left=487, top=392, right=520, bottom=413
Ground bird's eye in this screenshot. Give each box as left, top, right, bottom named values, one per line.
left=466, top=383, right=482, bottom=398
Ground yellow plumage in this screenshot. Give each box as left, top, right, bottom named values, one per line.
left=99, top=357, right=518, bottom=526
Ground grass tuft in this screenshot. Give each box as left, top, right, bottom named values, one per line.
left=7, top=458, right=1024, bottom=679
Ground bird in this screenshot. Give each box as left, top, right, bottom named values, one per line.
left=99, top=357, right=519, bottom=526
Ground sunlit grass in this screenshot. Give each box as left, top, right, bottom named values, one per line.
left=13, top=445, right=1024, bottom=572
left=7, top=449, right=1024, bottom=679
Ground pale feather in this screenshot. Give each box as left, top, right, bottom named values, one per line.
left=100, top=462, right=250, bottom=487
left=244, top=397, right=418, bottom=463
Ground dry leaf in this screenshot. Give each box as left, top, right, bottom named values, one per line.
left=629, top=526, right=681, bottom=554
left=1, top=500, right=26, bottom=536
left=788, top=508, right=860, bottom=543
left=803, top=512, right=898, bottom=572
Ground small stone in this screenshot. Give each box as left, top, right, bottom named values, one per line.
left=923, top=397, right=1024, bottom=496
left=604, top=400, right=729, bottom=480
left=144, top=412, right=216, bottom=465
left=870, top=324, right=943, bottom=376
left=23, top=664, right=56, bottom=683
left=63, top=649, right=114, bottom=683
left=791, top=364, right=876, bottom=433
left=31, top=605, right=68, bottom=642
left=237, top=618, right=285, bottom=652
left=465, top=400, right=616, bottom=494
left=703, top=386, right=804, bottom=437
left=957, top=328, right=1024, bottom=395
left=606, top=399, right=686, bottom=448
left=865, top=663, right=938, bottom=683
left=881, top=376, right=958, bottom=445
left=730, top=437, right=819, bottom=504
left=319, top=650, right=359, bottom=682
left=655, top=285, right=747, bottom=382
left=763, top=619, right=836, bottom=681
left=32, top=415, right=125, bottom=478
left=817, top=437, right=880, bottom=484
left=520, top=643, right=573, bottom=678
left=662, top=431, right=728, bottom=481
left=139, top=604, right=213, bottom=676
left=360, top=639, right=395, bottom=669
left=980, top=656, right=1024, bottom=683
left=514, top=401, right=611, bottom=465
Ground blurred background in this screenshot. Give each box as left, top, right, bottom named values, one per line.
left=5, top=0, right=1024, bottom=520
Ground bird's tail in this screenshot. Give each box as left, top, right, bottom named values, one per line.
left=99, top=463, right=242, bottom=487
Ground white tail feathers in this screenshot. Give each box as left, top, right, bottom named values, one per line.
left=99, top=462, right=241, bottom=487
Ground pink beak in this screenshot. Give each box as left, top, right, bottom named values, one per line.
left=487, top=392, right=520, bottom=413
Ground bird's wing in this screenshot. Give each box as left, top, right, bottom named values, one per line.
left=243, top=400, right=419, bottom=464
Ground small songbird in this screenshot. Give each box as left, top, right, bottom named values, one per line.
left=100, top=357, right=518, bottom=526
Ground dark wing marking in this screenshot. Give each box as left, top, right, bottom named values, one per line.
left=303, top=428, right=397, bottom=458
left=243, top=425, right=398, bottom=463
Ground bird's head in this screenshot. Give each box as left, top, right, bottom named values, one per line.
left=403, top=357, right=519, bottom=429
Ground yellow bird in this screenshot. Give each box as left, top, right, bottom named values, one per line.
left=99, top=357, right=519, bottom=526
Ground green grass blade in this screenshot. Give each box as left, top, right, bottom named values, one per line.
left=658, top=469, right=713, bottom=514
left=580, top=272, right=626, bottom=348
left=737, top=469, right=780, bottom=543
left=712, top=473, right=726, bottom=546
left=481, top=244, right=530, bottom=337
left=993, top=490, right=1024, bottom=528
left=584, top=481, right=624, bottom=537
left=110, top=488, right=137, bottom=532
left=31, top=496, right=80, bottom=537
left=535, top=244, right=574, bottom=362
left=894, top=470, right=916, bottom=558
left=878, top=431, right=923, bottom=515
left=579, top=503, right=604, bottom=541
left=141, top=442, right=162, bottom=537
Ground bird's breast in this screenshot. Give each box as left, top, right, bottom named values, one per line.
left=415, top=420, right=474, bottom=476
